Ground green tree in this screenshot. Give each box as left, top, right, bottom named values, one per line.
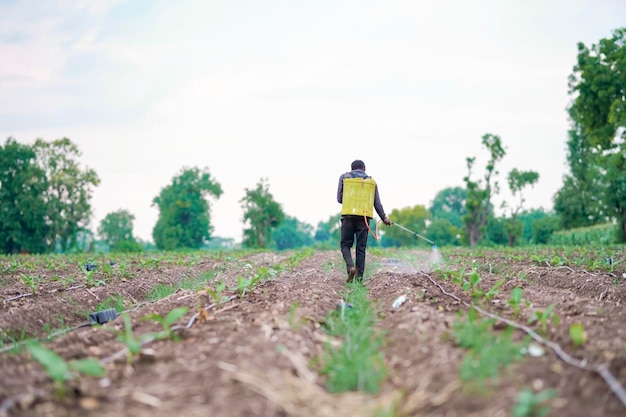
left=462, top=133, right=506, bottom=246
left=33, top=138, right=100, bottom=252
left=429, top=186, right=467, bottom=227
left=566, top=27, right=626, bottom=241
left=503, top=169, right=539, bottom=247
left=385, top=205, right=430, bottom=247
left=98, top=209, right=142, bottom=252
left=532, top=214, right=560, bottom=244
left=314, top=214, right=341, bottom=243
left=271, top=216, right=314, bottom=250
left=152, top=167, right=223, bottom=250
left=553, top=125, right=607, bottom=229
left=426, top=218, right=460, bottom=247
left=518, top=208, right=554, bottom=243
left=240, top=178, right=285, bottom=249
left=485, top=216, right=507, bottom=246
left=0, top=138, right=50, bottom=254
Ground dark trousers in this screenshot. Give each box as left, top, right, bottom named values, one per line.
left=340, top=216, right=369, bottom=277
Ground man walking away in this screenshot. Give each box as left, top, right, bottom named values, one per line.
left=337, top=160, right=391, bottom=282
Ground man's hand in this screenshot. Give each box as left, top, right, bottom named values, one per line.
left=383, top=217, right=392, bottom=226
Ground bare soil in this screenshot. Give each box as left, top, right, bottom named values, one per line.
left=1, top=248, right=625, bottom=417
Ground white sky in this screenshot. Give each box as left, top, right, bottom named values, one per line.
left=1, top=0, right=624, bottom=243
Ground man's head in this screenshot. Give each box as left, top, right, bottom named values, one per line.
left=351, top=160, right=366, bottom=171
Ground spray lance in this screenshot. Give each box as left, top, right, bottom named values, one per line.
left=391, top=222, right=436, bottom=248
left=389, top=221, right=443, bottom=265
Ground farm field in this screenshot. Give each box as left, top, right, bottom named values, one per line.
left=0, top=247, right=625, bottom=417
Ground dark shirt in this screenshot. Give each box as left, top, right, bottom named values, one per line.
left=337, top=169, right=387, bottom=219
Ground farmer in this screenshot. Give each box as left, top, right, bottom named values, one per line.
left=337, top=159, right=391, bottom=282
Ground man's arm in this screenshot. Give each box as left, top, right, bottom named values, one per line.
left=337, top=174, right=345, bottom=203
left=374, top=186, right=392, bottom=225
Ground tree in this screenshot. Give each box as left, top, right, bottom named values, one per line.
left=0, top=138, right=50, bottom=254
left=152, top=167, right=223, bottom=250
left=532, top=214, right=560, bottom=244
left=33, top=138, right=100, bottom=252
left=240, top=178, right=285, bottom=249
left=314, top=214, right=341, bottom=243
left=271, top=216, right=314, bottom=250
left=566, top=27, right=626, bottom=241
left=554, top=124, right=608, bottom=229
left=462, top=133, right=506, bottom=246
left=384, top=205, right=430, bottom=247
left=518, top=208, right=554, bottom=244
left=429, top=186, right=467, bottom=227
left=426, top=218, right=460, bottom=247
left=98, top=209, right=142, bottom=252
left=502, top=169, right=539, bottom=246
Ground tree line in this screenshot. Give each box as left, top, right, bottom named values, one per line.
left=1, top=27, right=624, bottom=254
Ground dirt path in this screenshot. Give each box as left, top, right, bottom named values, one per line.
left=0, top=249, right=625, bottom=417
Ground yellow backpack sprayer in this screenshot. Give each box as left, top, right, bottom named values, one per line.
left=341, top=177, right=384, bottom=238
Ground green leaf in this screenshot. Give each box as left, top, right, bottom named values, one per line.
left=164, top=306, right=189, bottom=327
left=509, top=286, right=523, bottom=305
left=27, top=343, right=71, bottom=383
left=69, top=358, right=105, bottom=377
left=569, top=323, right=587, bottom=346
left=469, top=269, right=481, bottom=287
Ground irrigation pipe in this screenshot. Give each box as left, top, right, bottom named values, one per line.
left=417, top=271, right=626, bottom=409
left=3, top=284, right=86, bottom=304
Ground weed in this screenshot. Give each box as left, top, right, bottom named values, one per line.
left=320, top=282, right=387, bottom=393
left=26, top=342, right=104, bottom=399
left=95, top=294, right=126, bottom=313
left=146, top=283, right=176, bottom=301
left=453, top=308, right=526, bottom=390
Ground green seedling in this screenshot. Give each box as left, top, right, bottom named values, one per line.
left=507, top=287, right=530, bottom=318
left=21, top=274, right=41, bottom=294
left=484, top=278, right=505, bottom=301
left=235, top=276, right=252, bottom=298
left=287, top=302, right=302, bottom=329
left=451, top=266, right=467, bottom=285
left=83, top=268, right=106, bottom=287
left=460, top=269, right=484, bottom=298
left=26, top=342, right=104, bottom=399
left=512, top=388, right=556, bottom=417
left=116, top=313, right=142, bottom=364
left=206, top=280, right=227, bottom=308
left=528, top=304, right=560, bottom=334
left=141, top=306, right=189, bottom=342
left=569, top=323, right=587, bottom=346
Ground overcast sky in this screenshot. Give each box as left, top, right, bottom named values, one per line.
left=1, top=0, right=624, bottom=243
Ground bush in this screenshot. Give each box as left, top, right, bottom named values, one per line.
left=549, top=223, right=618, bottom=245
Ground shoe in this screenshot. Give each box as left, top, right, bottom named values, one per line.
left=347, top=267, right=357, bottom=283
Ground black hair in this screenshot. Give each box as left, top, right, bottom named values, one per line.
left=351, top=160, right=365, bottom=170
